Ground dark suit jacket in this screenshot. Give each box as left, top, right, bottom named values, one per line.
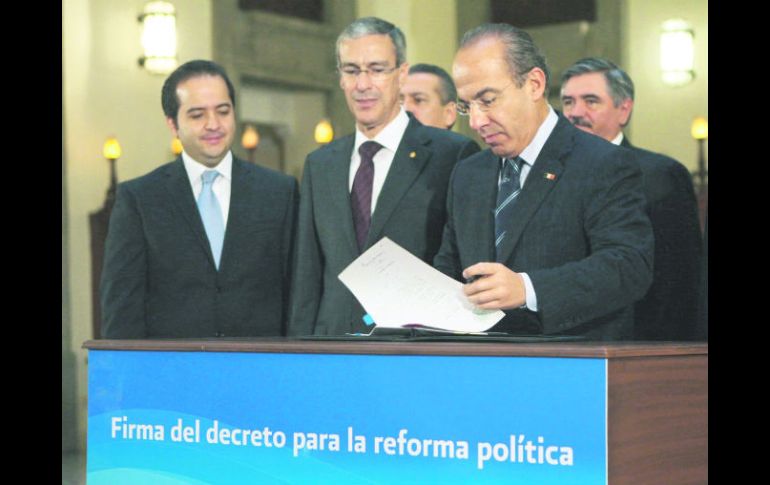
left=100, top=156, right=298, bottom=338
left=289, top=115, right=480, bottom=336
left=434, top=114, right=654, bottom=340
left=622, top=138, right=703, bottom=341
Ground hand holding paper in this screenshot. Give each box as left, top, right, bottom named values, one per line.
left=338, top=238, right=505, bottom=333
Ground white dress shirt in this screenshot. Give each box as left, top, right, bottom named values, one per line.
left=348, top=108, right=411, bottom=214
left=183, top=151, right=233, bottom=227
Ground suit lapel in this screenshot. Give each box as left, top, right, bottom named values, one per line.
left=164, top=158, right=214, bottom=264
left=320, top=135, right=360, bottom=255
left=465, top=151, right=499, bottom=264
left=366, top=119, right=430, bottom=247
left=495, top=116, right=571, bottom=264
left=221, top=158, right=252, bottom=271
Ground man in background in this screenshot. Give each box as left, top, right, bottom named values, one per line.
left=401, top=63, right=458, bottom=130
left=289, top=17, right=479, bottom=336
left=560, top=57, right=702, bottom=341
left=101, top=60, right=298, bottom=338
left=434, top=24, right=653, bottom=340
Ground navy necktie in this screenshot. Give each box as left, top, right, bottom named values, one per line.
left=351, top=141, right=383, bottom=251
left=197, top=170, right=225, bottom=269
left=494, top=157, right=523, bottom=259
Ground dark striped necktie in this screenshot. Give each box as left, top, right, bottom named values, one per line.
left=494, top=156, right=523, bottom=259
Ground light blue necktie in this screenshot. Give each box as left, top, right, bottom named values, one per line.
left=197, top=170, right=224, bottom=269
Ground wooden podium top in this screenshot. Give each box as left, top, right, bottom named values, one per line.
left=83, top=337, right=707, bottom=359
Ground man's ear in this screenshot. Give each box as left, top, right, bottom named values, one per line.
left=443, top=101, right=457, bottom=130
left=527, top=67, right=547, bottom=101
left=618, top=98, right=634, bottom=127
left=166, top=117, right=179, bottom=136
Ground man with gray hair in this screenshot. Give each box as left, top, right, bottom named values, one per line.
left=289, top=17, right=480, bottom=336
left=560, top=57, right=702, bottom=341
left=401, top=63, right=458, bottom=129
left=434, top=24, right=653, bottom=339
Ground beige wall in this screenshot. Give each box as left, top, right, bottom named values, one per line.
left=624, top=0, right=708, bottom=170
left=62, top=0, right=213, bottom=451
left=357, top=0, right=458, bottom=71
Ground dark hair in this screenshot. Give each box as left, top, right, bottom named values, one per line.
left=409, top=63, right=457, bottom=105
left=459, top=23, right=550, bottom=92
left=336, top=17, right=406, bottom=67
left=161, top=59, right=236, bottom=128
left=561, top=57, right=635, bottom=107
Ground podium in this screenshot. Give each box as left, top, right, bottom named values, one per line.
left=84, top=339, right=707, bottom=484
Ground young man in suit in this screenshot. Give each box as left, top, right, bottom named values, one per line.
left=289, top=17, right=480, bottom=336
left=560, top=57, right=702, bottom=341
left=101, top=60, right=298, bottom=338
left=434, top=24, right=654, bottom=340
left=401, top=63, right=458, bottom=130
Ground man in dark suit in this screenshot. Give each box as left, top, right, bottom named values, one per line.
left=434, top=24, right=653, bottom=340
left=401, top=63, right=458, bottom=130
left=560, top=57, right=702, bottom=341
left=289, top=17, right=480, bottom=336
left=101, top=60, right=298, bottom=338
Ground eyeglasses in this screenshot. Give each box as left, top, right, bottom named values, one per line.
left=456, top=81, right=515, bottom=116
left=339, top=65, right=399, bottom=82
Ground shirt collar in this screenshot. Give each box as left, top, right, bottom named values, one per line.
left=183, top=150, right=233, bottom=184
left=610, top=131, right=624, bottom=146
left=354, top=107, right=410, bottom=155
left=515, top=105, right=559, bottom=167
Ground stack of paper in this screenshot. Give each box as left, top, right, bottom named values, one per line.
left=338, top=238, right=504, bottom=333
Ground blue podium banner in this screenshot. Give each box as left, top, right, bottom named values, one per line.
left=88, top=350, right=607, bottom=484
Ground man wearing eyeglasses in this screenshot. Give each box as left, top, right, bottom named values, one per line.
left=289, top=17, right=480, bottom=336
left=433, top=24, right=654, bottom=340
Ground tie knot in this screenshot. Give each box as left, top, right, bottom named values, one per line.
left=359, top=141, right=383, bottom=162
left=201, top=170, right=220, bottom=185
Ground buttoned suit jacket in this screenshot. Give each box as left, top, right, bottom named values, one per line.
left=100, top=156, right=298, bottom=338
left=621, top=138, right=703, bottom=340
left=289, top=115, right=480, bottom=335
left=434, top=114, right=654, bottom=340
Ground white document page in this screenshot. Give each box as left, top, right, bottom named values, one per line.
left=338, top=237, right=505, bottom=333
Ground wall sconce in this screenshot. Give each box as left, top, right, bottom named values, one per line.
left=660, top=19, right=695, bottom=87
left=314, top=119, right=334, bottom=144
left=89, top=136, right=122, bottom=338
left=242, top=125, right=260, bottom=163
left=691, top=116, right=708, bottom=196
left=138, top=1, right=178, bottom=74
left=171, top=136, right=183, bottom=156
left=103, top=136, right=122, bottom=203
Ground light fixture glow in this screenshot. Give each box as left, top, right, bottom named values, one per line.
left=103, top=137, right=122, bottom=160
left=660, top=19, right=695, bottom=86
left=138, top=1, right=177, bottom=74
left=242, top=125, right=260, bottom=150
left=691, top=117, right=708, bottom=140
left=314, top=119, right=334, bottom=144
left=171, top=136, right=183, bottom=155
